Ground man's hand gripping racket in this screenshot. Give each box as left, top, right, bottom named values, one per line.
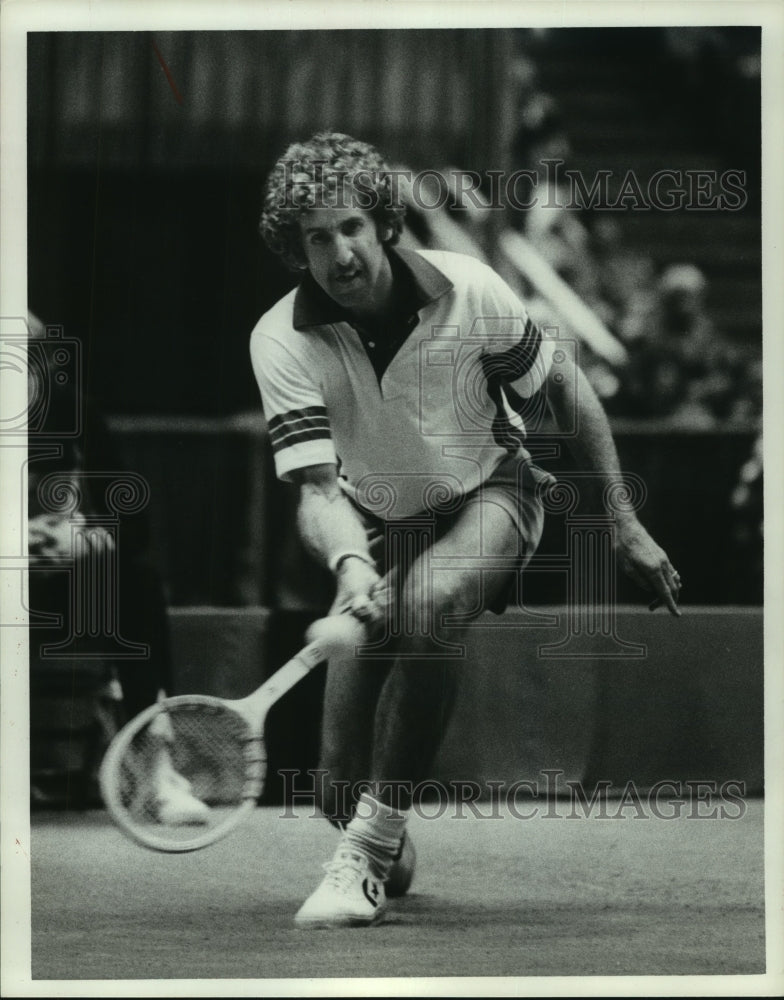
left=98, top=613, right=366, bottom=852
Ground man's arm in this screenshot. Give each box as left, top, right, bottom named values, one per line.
left=545, top=359, right=682, bottom=616
left=290, top=464, right=383, bottom=620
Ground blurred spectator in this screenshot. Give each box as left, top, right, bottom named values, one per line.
left=27, top=312, right=202, bottom=813
left=509, top=91, right=598, bottom=301
left=609, top=265, right=760, bottom=426
left=506, top=83, right=626, bottom=404
left=592, top=217, right=657, bottom=337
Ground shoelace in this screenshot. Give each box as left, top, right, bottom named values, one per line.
left=320, top=852, right=368, bottom=894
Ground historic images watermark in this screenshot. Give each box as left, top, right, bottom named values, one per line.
left=276, top=160, right=749, bottom=213
left=278, top=769, right=748, bottom=821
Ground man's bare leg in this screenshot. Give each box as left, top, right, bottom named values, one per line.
left=370, top=500, right=521, bottom=809
left=297, top=499, right=522, bottom=926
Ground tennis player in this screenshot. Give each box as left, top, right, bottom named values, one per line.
left=251, top=132, right=681, bottom=927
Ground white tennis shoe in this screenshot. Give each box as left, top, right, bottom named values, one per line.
left=294, top=846, right=386, bottom=928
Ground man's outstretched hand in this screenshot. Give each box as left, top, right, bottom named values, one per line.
left=616, top=519, right=682, bottom=617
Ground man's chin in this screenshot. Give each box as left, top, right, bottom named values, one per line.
left=330, top=281, right=366, bottom=307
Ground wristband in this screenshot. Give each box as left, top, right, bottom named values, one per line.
left=328, top=550, right=376, bottom=575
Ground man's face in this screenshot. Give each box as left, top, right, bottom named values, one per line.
left=299, top=207, right=393, bottom=318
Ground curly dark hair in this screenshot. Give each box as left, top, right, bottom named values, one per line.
left=259, top=132, right=407, bottom=271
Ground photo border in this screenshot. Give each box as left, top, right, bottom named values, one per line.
left=2, top=2, right=782, bottom=996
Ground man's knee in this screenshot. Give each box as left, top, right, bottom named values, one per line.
left=397, top=568, right=478, bottom=649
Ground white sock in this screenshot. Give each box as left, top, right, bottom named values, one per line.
left=342, top=792, right=408, bottom=878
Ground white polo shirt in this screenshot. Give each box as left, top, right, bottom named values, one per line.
left=250, top=248, right=555, bottom=520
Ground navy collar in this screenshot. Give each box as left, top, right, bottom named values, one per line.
left=292, top=246, right=453, bottom=331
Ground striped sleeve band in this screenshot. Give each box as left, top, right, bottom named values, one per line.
left=267, top=406, right=331, bottom=455
left=481, top=317, right=542, bottom=385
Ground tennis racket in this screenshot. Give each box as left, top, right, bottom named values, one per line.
left=98, top=613, right=366, bottom=853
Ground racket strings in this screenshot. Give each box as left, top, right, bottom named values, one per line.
left=116, top=704, right=262, bottom=837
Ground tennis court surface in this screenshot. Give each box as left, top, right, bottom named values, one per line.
left=30, top=798, right=765, bottom=982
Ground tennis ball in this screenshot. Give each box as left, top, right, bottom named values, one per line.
left=306, top=614, right=366, bottom=657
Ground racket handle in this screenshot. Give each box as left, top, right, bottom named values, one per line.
left=265, top=623, right=365, bottom=693
left=238, top=614, right=368, bottom=717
